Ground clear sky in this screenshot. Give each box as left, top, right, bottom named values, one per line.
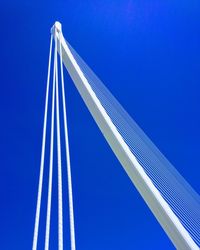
left=0, top=1, right=200, bottom=249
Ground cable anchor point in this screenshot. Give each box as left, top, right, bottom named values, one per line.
left=51, top=21, right=62, bottom=35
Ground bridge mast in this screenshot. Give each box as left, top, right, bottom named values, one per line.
left=53, top=21, right=199, bottom=250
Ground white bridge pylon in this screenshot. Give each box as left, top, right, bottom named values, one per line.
left=32, top=21, right=200, bottom=250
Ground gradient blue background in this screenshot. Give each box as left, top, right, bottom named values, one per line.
left=0, top=1, right=199, bottom=249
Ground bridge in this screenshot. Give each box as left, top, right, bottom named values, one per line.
left=32, top=22, right=200, bottom=250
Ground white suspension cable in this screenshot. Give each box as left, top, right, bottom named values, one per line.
left=32, top=34, right=53, bottom=250
left=59, top=32, right=76, bottom=250
left=44, top=39, right=56, bottom=250
left=33, top=24, right=76, bottom=250
left=63, top=39, right=200, bottom=248
left=55, top=31, right=64, bottom=250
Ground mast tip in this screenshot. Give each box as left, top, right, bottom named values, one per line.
left=54, top=21, right=62, bottom=32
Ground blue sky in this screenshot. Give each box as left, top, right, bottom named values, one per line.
left=0, top=1, right=200, bottom=249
